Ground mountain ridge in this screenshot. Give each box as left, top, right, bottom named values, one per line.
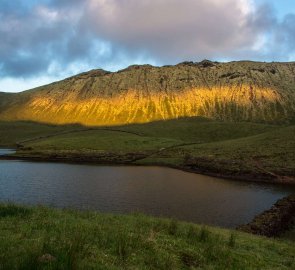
left=0, top=60, right=295, bottom=125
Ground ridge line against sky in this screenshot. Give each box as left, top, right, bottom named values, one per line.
left=0, top=0, right=295, bottom=93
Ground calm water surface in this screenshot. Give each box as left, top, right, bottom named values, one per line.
left=0, top=150, right=293, bottom=228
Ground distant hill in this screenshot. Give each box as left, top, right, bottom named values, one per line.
left=0, top=60, right=295, bottom=125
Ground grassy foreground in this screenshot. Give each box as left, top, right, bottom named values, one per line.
left=1, top=204, right=295, bottom=270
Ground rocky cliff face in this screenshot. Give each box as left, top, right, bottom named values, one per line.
left=0, top=61, right=295, bottom=125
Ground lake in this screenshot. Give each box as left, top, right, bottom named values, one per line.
left=0, top=150, right=293, bottom=228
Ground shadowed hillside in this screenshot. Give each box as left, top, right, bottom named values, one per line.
left=0, top=61, right=295, bottom=125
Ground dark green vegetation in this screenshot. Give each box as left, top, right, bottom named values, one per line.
left=1, top=117, right=294, bottom=183
left=281, top=225, right=295, bottom=241
left=0, top=121, right=83, bottom=147
left=1, top=204, right=295, bottom=270
left=0, top=61, right=295, bottom=125
left=159, top=125, right=295, bottom=182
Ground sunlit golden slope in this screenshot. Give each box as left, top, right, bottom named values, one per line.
left=1, top=61, right=295, bottom=125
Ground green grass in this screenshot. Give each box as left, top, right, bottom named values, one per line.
left=1, top=204, right=295, bottom=270
left=118, top=117, right=277, bottom=143
left=155, top=125, right=295, bottom=177
left=0, top=121, right=83, bottom=147
left=1, top=118, right=293, bottom=180
left=0, top=117, right=277, bottom=148
left=24, top=130, right=182, bottom=154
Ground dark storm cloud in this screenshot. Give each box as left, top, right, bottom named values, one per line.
left=0, top=0, right=295, bottom=80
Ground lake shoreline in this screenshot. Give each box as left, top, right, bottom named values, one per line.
left=238, top=195, right=295, bottom=237
left=1, top=151, right=295, bottom=238
left=1, top=153, right=295, bottom=186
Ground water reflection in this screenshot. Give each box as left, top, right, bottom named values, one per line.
left=0, top=160, right=293, bottom=228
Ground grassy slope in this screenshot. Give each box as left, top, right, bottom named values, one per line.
left=1, top=204, right=295, bottom=270
left=5, top=117, right=277, bottom=149
left=23, top=130, right=182, bottom=153
left=0, top=121, right=84, bottom=147
left=0, top=117, right=277, bottom=147
left=118, top=117, right=278, bottom=143
left=142, top=125, right=295, bottom=178
left=3, top=118, right=293, bottom=180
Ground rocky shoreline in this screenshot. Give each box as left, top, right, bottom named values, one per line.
left=238, top=195, right=295, bottom=237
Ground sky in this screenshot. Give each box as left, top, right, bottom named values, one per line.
left=0, top=0, right=295, bottom=92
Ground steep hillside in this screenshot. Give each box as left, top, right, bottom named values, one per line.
left=0, top=61, right=295, bottom=125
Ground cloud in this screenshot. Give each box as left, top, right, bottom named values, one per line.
left=0, top=0, right=295, bottom=92
left=83, top=0, right=258, bottom=61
